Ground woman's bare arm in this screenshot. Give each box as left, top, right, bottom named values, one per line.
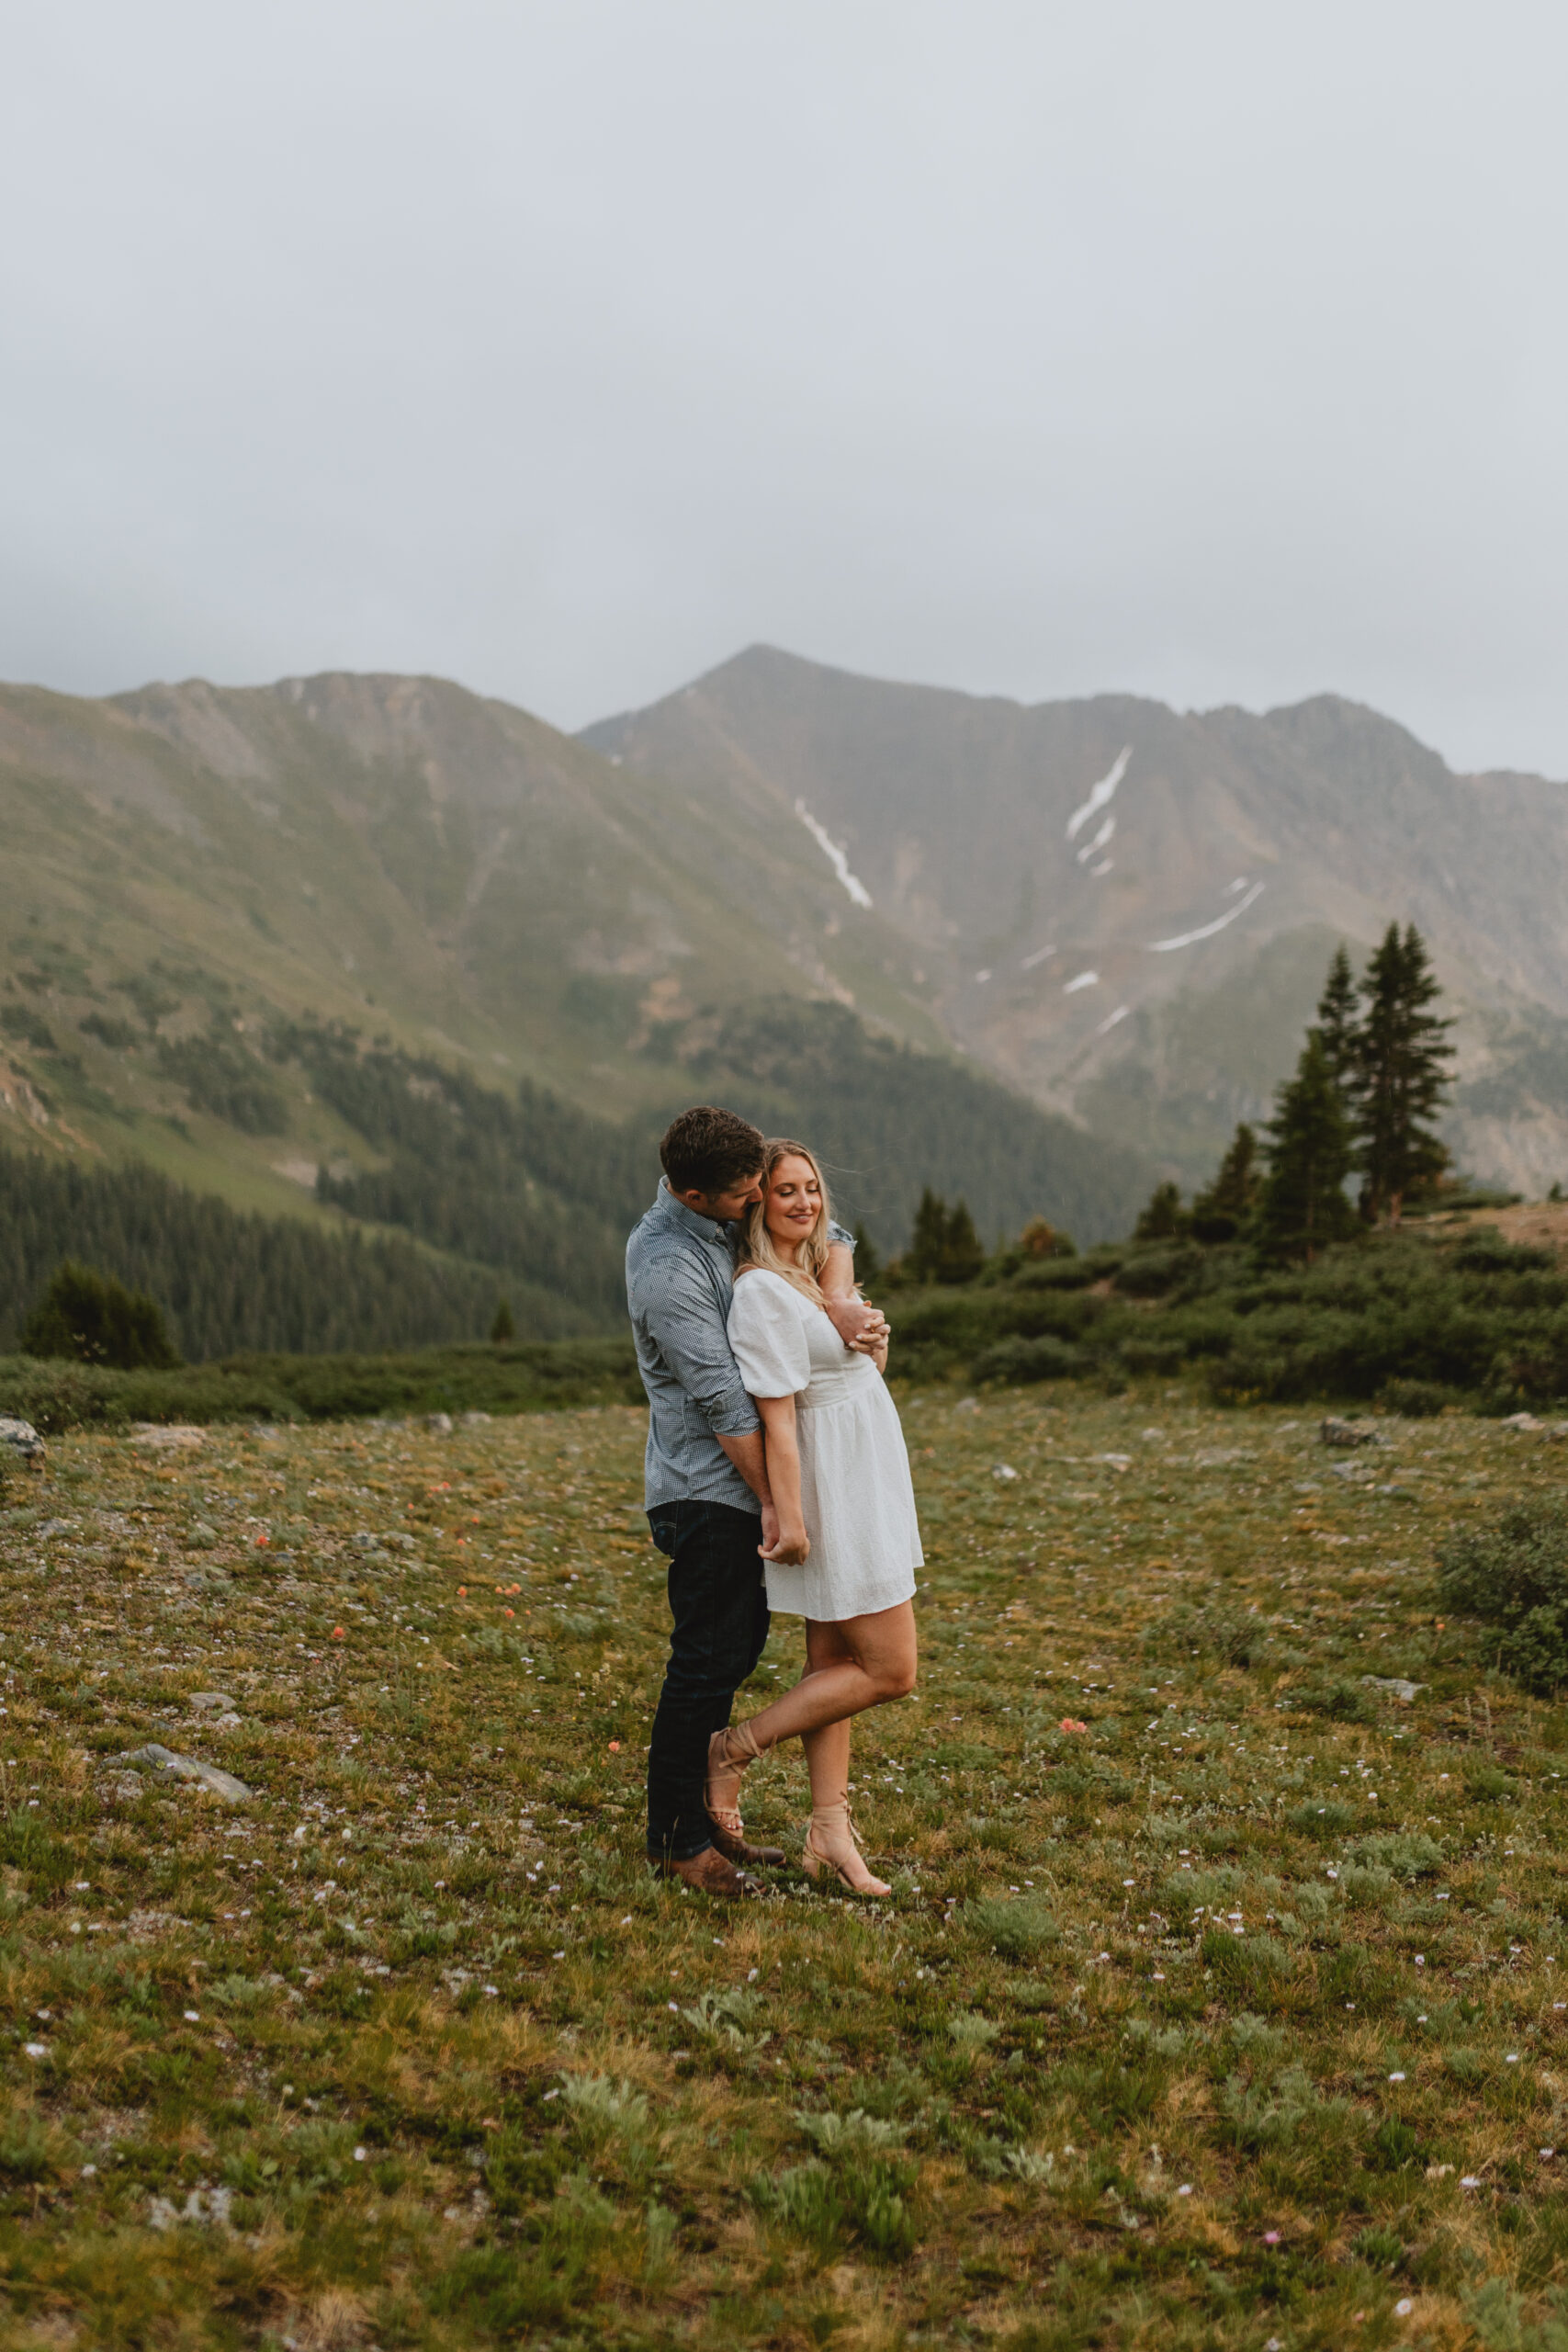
left=756, top=1392, right=808, bottom=1564
left=822, top=1238, right=888, bottom=1354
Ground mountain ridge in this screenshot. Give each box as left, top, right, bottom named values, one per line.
left=582, top=645, right=1568, bottom=1191
left=0, top=664, right=1156, bottom=1330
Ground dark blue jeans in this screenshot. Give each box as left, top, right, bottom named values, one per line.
left=646, top=1498, right=771, bottom=1861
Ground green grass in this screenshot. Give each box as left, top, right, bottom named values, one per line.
left=2, top=1382, right=1568, bottom=2346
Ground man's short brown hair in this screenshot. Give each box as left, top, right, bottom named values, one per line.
left=660, top=1105, right=765, bottom=1198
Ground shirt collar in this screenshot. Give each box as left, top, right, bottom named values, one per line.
left=654, top=1176, right=738, bottom=1250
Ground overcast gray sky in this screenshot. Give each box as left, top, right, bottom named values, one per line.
left=5, top=2, right=1567, bottom=773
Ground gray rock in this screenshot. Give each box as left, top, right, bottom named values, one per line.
left=117, top=1745, right=253, bottom=1803
left=187, top=1691, right=235, bottom=1714
left=425, top=1412, right=455, bottom=1435
left=1320, top=1417, right=1390, bottom=1448
left=0, top=1417, right=44, bottom=1467
left=462, top=1410, right=492, bottom=1428
left=186, top=1521, right=219, bottom=1550
left=1362, top=1675, right=1425, bottom=1703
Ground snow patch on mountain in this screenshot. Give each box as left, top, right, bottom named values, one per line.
left=795, top=801, right=873, bottom=908
left=1147, top=880, right=1266, bottom=953
left=1066, top=748, right=1131, bottom=841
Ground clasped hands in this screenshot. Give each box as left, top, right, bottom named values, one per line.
left=823, top=1294, right=888, bottom=1356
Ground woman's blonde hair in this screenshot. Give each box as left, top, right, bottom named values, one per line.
left=737, top=1137, right=833, bottom=1303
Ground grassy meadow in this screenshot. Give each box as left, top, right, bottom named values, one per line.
left=2, top=1385, right=1568, bottom=2349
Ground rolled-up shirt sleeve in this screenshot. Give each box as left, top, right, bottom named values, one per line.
left=827, top=1219, right=854, bottom=1250
left=641, top=1252, right=759, bottom=1436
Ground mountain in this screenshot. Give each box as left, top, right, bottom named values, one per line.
left=583, top=647, right=1568, bottom=1192
left=0, top=671, right=1155, bottom=1338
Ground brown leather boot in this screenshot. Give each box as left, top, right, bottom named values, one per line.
left=649, top=1845, right=760, bottom=1897
left=708, top=1822, right=786, bottom=1867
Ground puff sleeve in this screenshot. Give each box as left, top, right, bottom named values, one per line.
left=728, top=1274, right=812, bottom=1398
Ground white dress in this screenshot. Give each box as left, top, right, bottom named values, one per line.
left=728, top=1269, right=923, bottom=1621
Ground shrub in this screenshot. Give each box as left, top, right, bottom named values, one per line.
left=78, top=1012, right=139, bottom=1051
left=0, top=1003, right=58, bottom=1052
left=1012, top=1252, right=1119, bottom=1294
left=966, top=1894, right=1058, bottom=1960
left=1378, top=1377, right=1459, bottom=1417
left=19, top=1261, right=180, bottom=1371
left=1144, top=1600, right=1263, bottom=1669
left=1114, top=1246, right=1203, bottom=1299
left=1438, top=1505, right=1568, bottom=1693
left=972, top=1335, right=1089, bottom=1385
left=1117, top=1338, right=1189, bottom=1378
left=1450, top=1229, right=1553, bottom=1276
left=1352, top=1832, right=1444, bottom=1880
left=1285, top=1800, right=1358, bottom=1840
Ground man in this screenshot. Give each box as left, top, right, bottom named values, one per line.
left=626, top=1104, right=886, bottom=1895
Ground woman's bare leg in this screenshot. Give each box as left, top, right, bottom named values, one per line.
left=799, top=1619, right=854, bottom=1815
left=707, top=1603, right=917, bottom=1849
left=794, top=1618, right=897, bottom=1895
left=745, top=1600, right=918, bottom=1745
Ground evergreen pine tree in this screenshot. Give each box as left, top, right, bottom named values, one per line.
left=903, top=1190, right=985, bottom=1284
left=940, top=1199, right=985, bottom=1285
left=851, top=1222, right=882, bottom=1287
left=1315, top=943, right=1362, bottom=1093
left=1352, top=923, right=1455, bottom=1225
left=1191, top=1124, right=1262, bottom=1244
left=1257, top=1034, right=1358, bottom=1261
left=907, top=1188, right=950, bottom=1283
left=490, top=1297, right=515, bottom=1343
left=1134, top=1181, right=1188, bottom=1245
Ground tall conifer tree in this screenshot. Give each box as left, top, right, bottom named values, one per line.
left=1315, top=944, right=1361, bottom=1093
left=1191, top=1124, right=1262, bottom=1243
left=1134, top=1181, right=1188, bottom=1244
left=1353, top=923, right=1454, bottom=1225
left=1257, top=1034, right=1358, bottom=1261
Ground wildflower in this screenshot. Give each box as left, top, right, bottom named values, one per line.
left=608, top=1740, right=621, bottom=1752
left=1060, top=1717, right=1088, bottom=1734
left=332, top=1626, right=344, bottom=1640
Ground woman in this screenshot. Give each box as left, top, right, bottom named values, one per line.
left=705, top=1139, right=922, bottom=1895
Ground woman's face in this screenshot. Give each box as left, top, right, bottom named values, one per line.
left=763, top=1153, right=821, bottom=1253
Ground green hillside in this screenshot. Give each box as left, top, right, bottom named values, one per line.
left=0, top=668, right=1156, bottom=1339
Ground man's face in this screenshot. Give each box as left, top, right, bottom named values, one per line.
left=678, top=1168, right=765, bottom=1224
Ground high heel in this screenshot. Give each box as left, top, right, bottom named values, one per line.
left=705, top=1720, right=782, bottom=1865
left=801, top=1798, right=891, bottom=1898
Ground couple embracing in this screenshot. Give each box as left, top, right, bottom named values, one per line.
left=626, top=1106, right=924, bottom=1899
